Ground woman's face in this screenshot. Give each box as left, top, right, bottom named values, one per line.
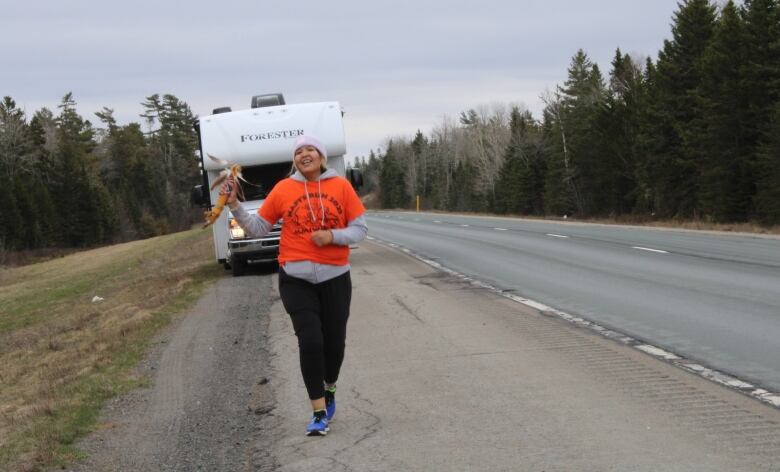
left=294, top=145, right=324, bottom=179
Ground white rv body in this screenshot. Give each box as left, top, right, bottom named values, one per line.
left=196, top=100, right=347, bottom=273
left=200, top=102, right=346, bottom=170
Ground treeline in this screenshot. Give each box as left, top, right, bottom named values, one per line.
left=0, top=93, right=201, bottom=254
left=355, top=0, right=780, bottom=224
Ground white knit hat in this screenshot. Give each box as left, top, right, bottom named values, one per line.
left=292, top=135, right=327, bottom=162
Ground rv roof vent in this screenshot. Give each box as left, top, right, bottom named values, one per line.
left=251, top=93, right=285, bottom=108
left=212, top=106, right=232, bottom=115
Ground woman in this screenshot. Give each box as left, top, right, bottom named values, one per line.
left=224, top=135, right=367, bottom=436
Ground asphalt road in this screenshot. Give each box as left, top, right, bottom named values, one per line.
left=365, top=211, right=780, bottom=392
left=68, top=242, right=780, bottom=471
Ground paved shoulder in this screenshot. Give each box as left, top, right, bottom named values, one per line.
left=261, top=241, right=780, bottom=471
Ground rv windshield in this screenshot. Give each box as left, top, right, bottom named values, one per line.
left=239, top=161, right=293, bottom=200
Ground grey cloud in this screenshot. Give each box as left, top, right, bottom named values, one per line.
left=3, top=0, right=680, bottom=158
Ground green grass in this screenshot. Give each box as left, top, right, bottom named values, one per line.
left=0, top=230, right=211, bottom=334
left=0, top=229, right=224, bottom=472
left=0, top=277, right=98, bottom=333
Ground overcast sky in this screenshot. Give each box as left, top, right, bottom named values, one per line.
left=2, top=0, right=685, bottom=160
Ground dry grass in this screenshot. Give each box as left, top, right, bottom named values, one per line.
left=0, top=229, right=223, bottom=472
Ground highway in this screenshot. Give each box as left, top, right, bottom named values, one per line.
left=365, top=211, right=780, bottom=392
left=70, top=241, right=780, bottom=470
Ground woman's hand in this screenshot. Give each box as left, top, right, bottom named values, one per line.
left=311, top=230, right=334, bottom=247
left=222, top=176, right=239, bottom=209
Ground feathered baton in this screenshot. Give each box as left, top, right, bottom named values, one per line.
left=202, top=154, right=245, bottom=228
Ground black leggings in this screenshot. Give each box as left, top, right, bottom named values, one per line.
left=278, top=269, right=352, bottom=400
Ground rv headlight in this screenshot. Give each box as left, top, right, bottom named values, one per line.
left=229, top=218, right=245, bottom=239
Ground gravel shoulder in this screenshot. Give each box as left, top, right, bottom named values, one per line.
left=67, top=267, right=278, bottom=472
left=68, top=242, right=780, bottom=471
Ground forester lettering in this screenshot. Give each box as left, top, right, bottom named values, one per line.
left=240, top=129, right=304, bottom=143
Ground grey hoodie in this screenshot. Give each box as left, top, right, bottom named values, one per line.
left=230, top=168, right=368, bottom=283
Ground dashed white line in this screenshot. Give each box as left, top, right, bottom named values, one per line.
left=460, top=224, right=470, bottom=227
left=632, top=246, right=669, bottom=254
left=494, top=228, right=508, bottom=231
left=433, top=220, right=441, bottom=224
left=546, top=233, right=569, bottom=238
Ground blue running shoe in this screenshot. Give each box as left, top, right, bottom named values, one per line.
left=325, top=388, right=336, bottom=421
left=306, top=411, right=329, bottom=436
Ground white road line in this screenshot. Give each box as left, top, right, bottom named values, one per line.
left=460, top=224, right=470, bottom=227
left=433, top=220, right=441, bottom=224
left=632, top=246, right=669, bottom=254
left=546, top=233, right=569, bottom=238
left=494, top=228, right=508, bottom=231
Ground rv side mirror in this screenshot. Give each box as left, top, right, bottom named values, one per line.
left=191, top=185, right=210, bottom=208
left=346, top=168, right=363, bottom=190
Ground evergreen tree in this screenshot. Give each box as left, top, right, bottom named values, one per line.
left=544, top=50, right=606, bottom=216
left=0, top=97, right=28, bottom=250
left=140, top=94, right=200, bottom=231
left=741, top=0, right=780, bottom=139
left=542, top=108, right=577, bottom=216
left=649, top=0, right=717, bottom=218
left=12, top=176, right=43, bottom=248
left=53, top=93, right=116, bottom=246
left=595, top=50, right=650, bottom=215
left=379, top=141, right=409, bottom=208
left=448, top=159, right=479, bottom=212
left=0, top=175, right=23, bottom=251
left=495, top=108, right=545, bottom=215
left=741, top=0, right=780, bottom=218
left=494, top=109, right=525, bottom=214
left=634, top=58, right=663, bottom=214
left=410, top=130, right=432, bottom=207
left=0, top=99, right=60, bottom=250
left=27, top=110, right=59, bottom=246
left=359, top=150, right=381, bottom=196
left=0, top=96, right=33, bottom=180
left=695, top=1, right=751, bottom=221
left=97, top=108, right=166, bottom=239
left=32, top=178, right=58, bottom=248
left=754, top=103, right=780, bottom=223
left=426, top=139, right=453, bottom=211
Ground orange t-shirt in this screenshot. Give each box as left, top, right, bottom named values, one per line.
left=258, top=176, right=365, bottom=266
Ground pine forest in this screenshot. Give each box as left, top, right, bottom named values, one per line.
left=1, top=0, right=779, bottom=260
left=356, top=0, right=780, bottom=225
